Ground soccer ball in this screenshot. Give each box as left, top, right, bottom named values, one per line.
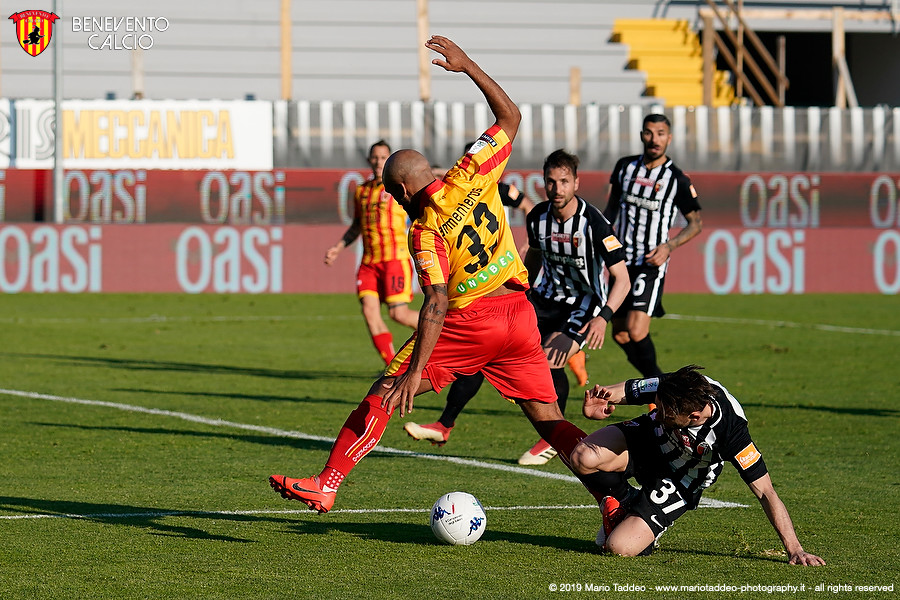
left=430, top=491, right=487, bottom=545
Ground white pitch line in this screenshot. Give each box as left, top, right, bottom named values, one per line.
left=666, top=313, right=900, bottom=337
left=3, top=312, right=897, bottom=338
left=0, top=505, right=592, bottom=521
left=0, top=314, right=356, bottom=325
left=0, top=501, right=746, bottom=522
left=0, top=388, right=748, bottom=520
left=0, top=388, right=580, bottom=483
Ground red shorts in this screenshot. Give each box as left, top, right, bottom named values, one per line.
left=385, top=291, right=556, bottom=402
left=357, top=259, right=413, bottom=305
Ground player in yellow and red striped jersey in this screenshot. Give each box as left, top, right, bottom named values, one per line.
left=270, top=36, right=608, bottom=517
left=403, top=124, right=528, bottom=311
left=325, top=140, right=418, bottom=364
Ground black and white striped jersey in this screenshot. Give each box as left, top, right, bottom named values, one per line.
left=630, top=375, right=769, bottom=508
left=526, top=196, right=626, bottom=315
left=606, top=155, right=701, bottom=269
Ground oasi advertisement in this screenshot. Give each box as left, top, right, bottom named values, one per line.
left=0, top=223, right=897, bottom=294
left=0, top=169, right=898, bottom=294
left=2, top=169, right=899, bottom=227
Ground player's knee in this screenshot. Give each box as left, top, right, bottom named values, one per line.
left=613, top=330, right=631, bottom=346
left=568, top=441, right=598, bottom=475
left=387, top=304, right=407, bottom=321
left=605, top=525, right=653, bottom=557
left=605, top=536, right=641, bottom=557
left=360, top=298, right=381, bottom=316
left=625, top=316, right=651, bottom=340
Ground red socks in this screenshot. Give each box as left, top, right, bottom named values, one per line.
left=320, top=394, right=394, bottom=491
left=316, top=401, right=596, bottom=503
left=544, top=420, right=587, bottom=466
left=372, top=332, right=394, bottom=364
left=545, top=419, right=609, bottom=506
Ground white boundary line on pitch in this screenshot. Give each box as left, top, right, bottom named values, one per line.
left=0, top=388, right=748, bottom=518
left=2, top=312, right=898, bottom=337
left=0, top=500, right=745, bottom=522
left=0, top=314, right=356, bottom=325
left=665, top=313, right=900, bottom=337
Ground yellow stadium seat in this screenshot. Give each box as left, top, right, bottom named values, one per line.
left=612, top=18, right=735, bottom=107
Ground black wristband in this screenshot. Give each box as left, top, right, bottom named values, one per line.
left=340, top=230, right=357, bottom=247
left=624, top=377, right=661, bottom=404
left=599, top=305, right=614, bottom=322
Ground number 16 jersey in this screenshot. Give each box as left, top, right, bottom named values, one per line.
left=408, top=125, right=528, bottom=310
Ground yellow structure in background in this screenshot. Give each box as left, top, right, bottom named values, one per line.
left=612, top=19, right=735, bottom=107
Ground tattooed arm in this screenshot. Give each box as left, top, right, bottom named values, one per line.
left=381, top=283, right=448, bottom=416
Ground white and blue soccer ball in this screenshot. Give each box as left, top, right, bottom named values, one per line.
left=430, top=491, right=487, bottom=545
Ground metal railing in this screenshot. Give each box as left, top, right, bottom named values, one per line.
left=273, top=100, right=900, bottom=172
left=701, top=0, right=789, bottom=107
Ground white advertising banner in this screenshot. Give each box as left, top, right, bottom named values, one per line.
left=12, top=99, right=273, bottom=170
left=0, top=99, right=11, bottom=168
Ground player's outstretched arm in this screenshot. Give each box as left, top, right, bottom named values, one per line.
left=325, top=221, right=361, bottom=265
left=747, top=473, right=826, bottom=566
left=425, top=35, right=520, bottom=141
left=506, top=183, right=535, bottom=215
left=583, top=382, right=627, bottom=420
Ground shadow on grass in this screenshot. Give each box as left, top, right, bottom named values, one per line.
left=29, top=422, right=552, bottom=471
left=112, top=388, right=363, bottom=408
left=0, top=352, right=374, bottom=383
left=0, top=496, right=275, bottom=543
left=285, top=519, right=593, bottom=551
left=31, top=422, right=333, bottom=452
left=741, top=401, right=900, bottom=418
left=660, top=546, right=789, bottom=564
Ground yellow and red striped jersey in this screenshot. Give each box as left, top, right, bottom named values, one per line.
left=354, top=178, right=410, bottom=264
left=409, top=125, right=528, bottom=309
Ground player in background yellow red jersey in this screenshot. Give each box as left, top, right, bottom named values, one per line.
left=270, top=36, right=602, bottom=514
left=325, top=140, right=418, bottom=364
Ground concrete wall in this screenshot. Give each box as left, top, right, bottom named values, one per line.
left=1, top=1, right=895, bottom=105
left=2, top=0, right=660, bottom=105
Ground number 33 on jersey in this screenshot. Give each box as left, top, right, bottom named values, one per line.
left=409, top=125, right=529, bottom=309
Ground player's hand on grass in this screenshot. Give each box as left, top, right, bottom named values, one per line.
left=426, top=36, right=472, bottom=73
left=583, top=385, right=616, bottom=420
left=789, top=551, right=826, bottom=566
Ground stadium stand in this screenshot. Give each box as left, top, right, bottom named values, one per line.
left=0, top=1, right=897, bottom=170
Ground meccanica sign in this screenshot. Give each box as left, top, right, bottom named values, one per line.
left=7, top=99, right=272, bottom=170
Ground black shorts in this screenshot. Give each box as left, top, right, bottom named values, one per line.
left=615, top=265, right=666, bottom=318
left=613, top=414, right=697, bottom=540
left=529, top=294, right=592, bottom=347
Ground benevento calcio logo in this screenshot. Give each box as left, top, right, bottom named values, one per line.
left=9, top=10, right=59, bottom=57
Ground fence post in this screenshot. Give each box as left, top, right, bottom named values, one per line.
left=833, top=7, right=846, bottom=109
left=569, top=67, right=581, bottom=106
left=280, top=0, right=292, bottom=100
left=702, top=14, right=715, bottom=107
left=417, top=0, right=430, bottom=102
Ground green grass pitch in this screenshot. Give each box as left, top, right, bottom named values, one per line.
left=0, top=293, right=897, bottom=599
